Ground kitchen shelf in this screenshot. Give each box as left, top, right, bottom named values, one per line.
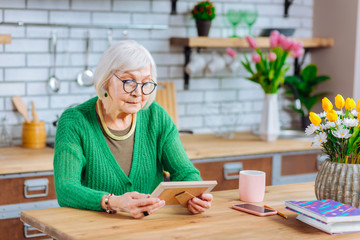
left=170, top=37, right=334, bottom=48
left=170, top=37, right=334, bottom=89
left=0, top=34, right=11, bottom=44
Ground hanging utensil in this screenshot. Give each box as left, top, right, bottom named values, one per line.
left=48, top=30, right=60, bottom=92
left=76, top=32, right=94, bottom=86
left=107, top=29, right=113, bottom=48
left=11, top=96, right=30, bottom=122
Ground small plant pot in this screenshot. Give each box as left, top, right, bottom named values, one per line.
left=196, top=20, right=212, bottom=37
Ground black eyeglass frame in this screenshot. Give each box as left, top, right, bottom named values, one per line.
left=113, top=74, right=157, bottom=95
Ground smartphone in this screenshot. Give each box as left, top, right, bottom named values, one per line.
left=232, top=203, right=277, bottom=217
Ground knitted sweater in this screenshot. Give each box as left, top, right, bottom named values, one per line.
left=54, top=97, right=201, bottom=211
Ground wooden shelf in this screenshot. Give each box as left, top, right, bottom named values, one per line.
left=170, top=37, right=334, bottom=49
left=0, top=34, right=11, bottom=44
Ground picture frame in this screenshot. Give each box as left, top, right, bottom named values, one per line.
left=150, top=181, right=217, bottom=207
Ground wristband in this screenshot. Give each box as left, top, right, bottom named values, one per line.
left=104, top=193, right=116, bottom=214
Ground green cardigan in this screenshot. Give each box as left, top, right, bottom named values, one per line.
left=54, top=97, right=201, bottom=211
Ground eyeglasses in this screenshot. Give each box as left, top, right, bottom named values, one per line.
left=113, top=74, right=157, bottom=95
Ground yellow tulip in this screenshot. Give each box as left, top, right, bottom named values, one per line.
left=345, top=98, right=356, bottom=111
left=309, top=112, right=321, bottom=126
left=357, top=99, right=360, bottom=112
left=327, top=109, right=338, bottom=122
left=335, top=94, right=345, bottom=109
left=358, top=113, right=360, bottom=123
left=322, top=97, right=333, bottom=112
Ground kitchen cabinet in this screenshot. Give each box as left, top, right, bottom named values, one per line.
left=0, top=147, right=57, bottom=240
left=181, top=132, right=322, bottom=191
left=170, top=37, right=334, bottom=89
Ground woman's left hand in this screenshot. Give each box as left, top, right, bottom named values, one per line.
left=187, top=193, right=213, bottom=214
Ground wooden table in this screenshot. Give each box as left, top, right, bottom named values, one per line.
left=20, top=182, right=359, bottom=240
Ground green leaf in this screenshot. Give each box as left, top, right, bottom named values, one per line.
left=301, top=64, right=318, bottom=82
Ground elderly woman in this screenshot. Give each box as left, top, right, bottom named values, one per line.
left=54, top=40, right=213, bottom=218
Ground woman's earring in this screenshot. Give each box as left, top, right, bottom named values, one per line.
left=104, top=92, right=108, bottom=98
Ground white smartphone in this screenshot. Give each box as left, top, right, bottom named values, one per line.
left=232, top=203, right=277, bottom=217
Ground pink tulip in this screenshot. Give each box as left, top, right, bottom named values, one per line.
left=252, top=53, right=261, bottom=63
left=277, top=34, right=285, bottom=46
left=267, top=52, right=277, bottom=62
left=270, top=30, right=280, bottom=38
left=246, top=35, right=257, bottom=49
left=226, top=48, right=237, bottom=58
left=280, top=37, right=294, bottom=50
left=294, top=48, right=305, bottom=58
left=270, top=35, right=278, bottom=48
left=292, top=41, right=303, bottom=52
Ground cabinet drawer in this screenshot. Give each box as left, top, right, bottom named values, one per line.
left=0, top=218, right=50, bottom=240
left=0, top=175, right=56, bottom=205
left=194, top=157, right=272, bottom=191
left=281, top=153, right=318, bottom=176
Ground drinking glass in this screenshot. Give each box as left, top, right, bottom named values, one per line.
left=243, top=10, right=258, bottom=36
left=0, top=117, right=12, bottom=146
left=226, top=10, right=243, bottom=38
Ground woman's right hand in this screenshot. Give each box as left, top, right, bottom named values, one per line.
left=106, top=192, right=166, bottom=219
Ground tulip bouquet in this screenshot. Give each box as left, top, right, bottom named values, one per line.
left=241, top=30, right=305, bottom=93
left=306, top=94, right=360, bottom=164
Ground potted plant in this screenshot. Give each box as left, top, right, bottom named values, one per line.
left=241, top=30, right=304, bottom=141
left=284, top=64, right=330, bottom=129
left=191, top=1, right=216, bottom=37
left=306, top=95, right=360, bottom=207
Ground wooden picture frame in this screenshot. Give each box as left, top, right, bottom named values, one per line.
left=150, top=181, right=217, bottom=207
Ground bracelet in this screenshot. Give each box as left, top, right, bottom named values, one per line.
left=104, top=193, right=116, bottom=214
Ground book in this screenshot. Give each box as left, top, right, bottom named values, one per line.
left=150, top=181, right=217, bottom=207
left=285, top=199, right=360, bottom=223
left=296, top=214, right=360, bottom=235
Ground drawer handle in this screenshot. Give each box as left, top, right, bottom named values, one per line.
left=24, top=178, right=49, bottom=198
left=223, top=162, right=243, bottom=180
left=24, top=223, right=46, bottom=238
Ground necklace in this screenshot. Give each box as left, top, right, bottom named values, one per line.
left=96, top=100, right=136, bottom=141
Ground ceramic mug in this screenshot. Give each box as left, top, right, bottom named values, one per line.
left=205, top=52, right=226, bottom=74
left=185, top=53, right=206, bottom=75
left=239, top=170, right=266, bottom=202
left=227, top=58, right=241, bottom=73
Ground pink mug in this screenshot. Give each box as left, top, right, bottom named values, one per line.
left=239, top=170, right=266, bottom=202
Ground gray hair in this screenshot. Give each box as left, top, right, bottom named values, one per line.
left=94, top=40, right=157, bottom=109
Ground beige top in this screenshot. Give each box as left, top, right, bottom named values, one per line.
left=96, top=114, right=134, bottom=176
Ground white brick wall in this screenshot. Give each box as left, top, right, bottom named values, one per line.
left=27, top=0, right=69, bottom=10
left=4, top=10, right=48, bottom=23
left=0, top=0, right=314, bottom=143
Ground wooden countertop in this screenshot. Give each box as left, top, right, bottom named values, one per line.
left=0, top=132, right=317, bottom=175
left=20, top=182, right=359, bottom=239
left=182, top=132, right=317, bottom=160
left=0, top=146, right=54, bottom=175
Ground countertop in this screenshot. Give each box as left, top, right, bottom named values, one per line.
left=0, top=132, right=318, bottom=175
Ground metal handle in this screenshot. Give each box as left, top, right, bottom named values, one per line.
left=24, top=223, right=46, bottom=238
left=223, top=162, right=243, bottom=180
left=24, top=178, right=49, bottom=198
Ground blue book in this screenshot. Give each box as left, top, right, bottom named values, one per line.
left=285, top=199, right=360, bottom=223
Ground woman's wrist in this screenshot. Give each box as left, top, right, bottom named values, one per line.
left=102, top=193, right=117, bottom=214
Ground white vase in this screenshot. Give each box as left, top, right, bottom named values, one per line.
left=259, top=93, right=280, bottom=142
